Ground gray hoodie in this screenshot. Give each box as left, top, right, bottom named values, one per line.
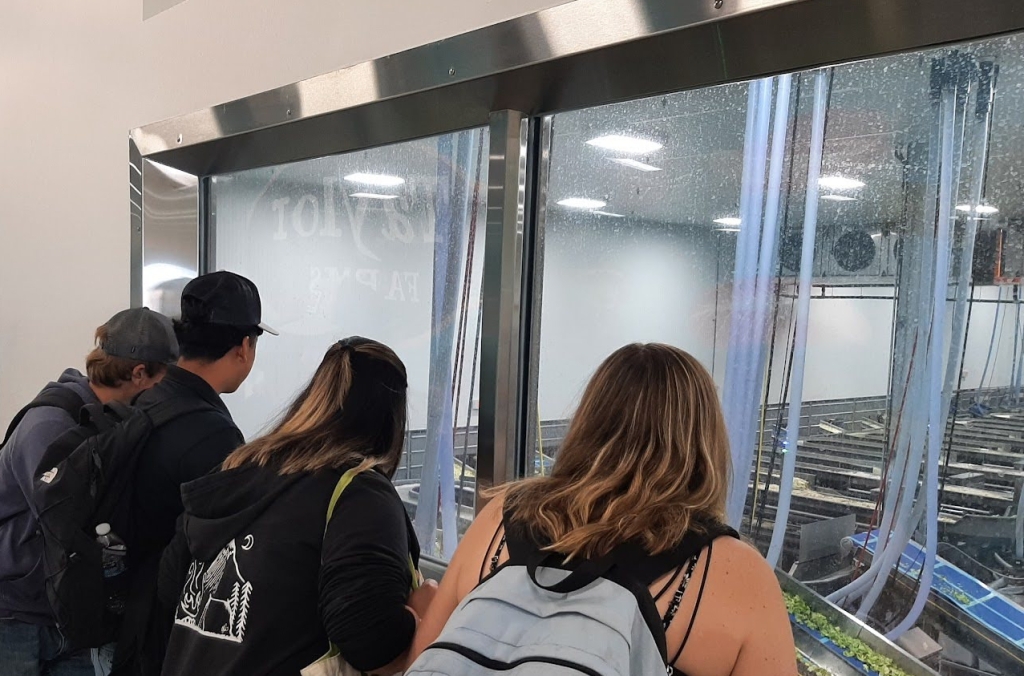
left=0, top=369, right=98, bottom=624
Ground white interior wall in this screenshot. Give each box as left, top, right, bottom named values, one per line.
left=0, top=0, right=571, bottom=425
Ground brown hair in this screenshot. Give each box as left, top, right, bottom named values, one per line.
left=86, top=326, right=167, bottom=388
left=503, top=343, right=730, bottom=559
left=222, top=337, right=408, bottom=476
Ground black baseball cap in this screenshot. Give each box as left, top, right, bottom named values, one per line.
left=101, top=308, right=180, bottom=363
left=180, top=271, right=278, bottom=335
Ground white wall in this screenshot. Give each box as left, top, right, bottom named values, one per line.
left=0, top=0, right=570, bottom=424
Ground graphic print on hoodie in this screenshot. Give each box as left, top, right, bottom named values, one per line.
left=175, top=536, right=254, bottom=642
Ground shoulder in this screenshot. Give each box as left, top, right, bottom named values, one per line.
left=18, top=404, right=77, bottom=430
left=331, top=468, right=406, bottom=515
left=705, top=536, right=784, bottom=609
left=10, top=405, right=78, bottom=448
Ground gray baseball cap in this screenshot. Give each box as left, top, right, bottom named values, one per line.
left=100, top=308, right=180, bottom=363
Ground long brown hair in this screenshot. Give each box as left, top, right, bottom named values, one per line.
left=504, top=343, right=730, bottom=559
left=222, top=337, right=408, bottom=476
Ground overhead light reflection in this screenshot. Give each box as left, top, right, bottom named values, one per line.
left=956, top=204, right=999, bottom=215
left=713, top=217, right=741, bottom=227
left=559, top=197, right=607, bottom=209
left=611, top=158, right=661, bottom=172
left=587, top=135, right=663, bottom=154
left=345, top=173, right=405, bottom=187
left=819, top=176, right=865, bottom=191
left=351, top=192, right=399, bottom=200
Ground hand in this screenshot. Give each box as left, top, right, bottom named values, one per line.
left=406, top=579, right=438, bottom=622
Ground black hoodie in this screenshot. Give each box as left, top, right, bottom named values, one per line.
left=158, top=464, right=419, bottom=676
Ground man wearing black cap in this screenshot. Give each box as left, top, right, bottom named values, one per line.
left=113, top=271, right=274, bottom=676
left=0, top=308, right=178, bottom=676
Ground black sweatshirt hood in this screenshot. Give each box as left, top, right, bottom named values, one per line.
left=180, top=465, right=305, bottom=560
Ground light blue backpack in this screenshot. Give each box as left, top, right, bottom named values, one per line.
left=407, top=531, right=697, bottom=676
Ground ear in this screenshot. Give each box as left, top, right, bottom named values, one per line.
left=131, top=363, right=149, bottom=383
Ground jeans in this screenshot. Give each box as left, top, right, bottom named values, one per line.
left=0, top=619, right=94, bottom=676
left=88, top=646, right=113, bottom=676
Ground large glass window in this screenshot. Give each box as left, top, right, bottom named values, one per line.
left=209, top=129, right=489, bottom=559
left=528, top=32, right=1024, bottom=674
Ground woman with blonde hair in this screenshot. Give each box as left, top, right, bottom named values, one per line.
left=157, top=337, right=435, bottom=676
left=409, top=343, right=796, bottom=676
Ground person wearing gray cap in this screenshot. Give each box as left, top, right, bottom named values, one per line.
left=0, top=308, right=178, bottom=676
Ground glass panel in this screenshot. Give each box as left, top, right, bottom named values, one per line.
left=529, top=32, right=1024, bottom=675
left=209, top=129, right=489, bottom=559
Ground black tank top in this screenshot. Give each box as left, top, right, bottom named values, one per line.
left=484, top=512, right=739, bottom=676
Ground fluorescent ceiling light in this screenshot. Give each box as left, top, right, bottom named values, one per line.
left=558, top=197, right=607, bottom=209
left=344, top=172, right=405, bottom=187
left=713, top=217, right=741, bottom=227
left=715, top=227, right=741, bottom=233
left=957, top=204, right=999, bottom=215
left=871, top=233, right=883, bottom=240
left=351, top=192, right=399, bottom=200
left=611, top=158, right=661, bottom=172
left=819, top=176, right=865, bottom=191
left=592, top=210, right=625, bottom=218
left=822, top=194, right=856, bottom=202
left=586, top=135, right=663, bottom=154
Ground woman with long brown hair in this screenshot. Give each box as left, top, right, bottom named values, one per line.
left=157, top=337, right=435, bottom=676
left=410, top=343, right=796, bottom=676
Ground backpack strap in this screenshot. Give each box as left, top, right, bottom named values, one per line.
left=669, top=539, right=717, bottom=666
left=2, top=387, right=86, bottom=447
left=308, top=467, right=420, bottom=670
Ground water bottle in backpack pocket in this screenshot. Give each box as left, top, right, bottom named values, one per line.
left=95, top=523, right=128, bottom=615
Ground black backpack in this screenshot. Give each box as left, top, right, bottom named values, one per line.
left=31, top=396, right=214, bottom=651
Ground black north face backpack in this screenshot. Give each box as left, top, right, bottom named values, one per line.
left=32, top=396, right=213, bottom=650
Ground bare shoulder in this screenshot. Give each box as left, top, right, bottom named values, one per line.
left=707, top=536, right=785, bottom=607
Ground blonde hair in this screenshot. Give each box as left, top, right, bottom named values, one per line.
left=86, top=326, right=166, bottom=388
left=222, top=337, right=408, bottom=476
left=504, top=343, right=730, bottom=559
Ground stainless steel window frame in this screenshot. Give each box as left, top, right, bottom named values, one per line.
left=129, top=0, right=1024, bottom=515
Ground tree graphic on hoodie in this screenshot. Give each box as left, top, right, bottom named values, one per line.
left=235, top=581, right=253, bottom=640
left=228, top=582, right=240, bottom=632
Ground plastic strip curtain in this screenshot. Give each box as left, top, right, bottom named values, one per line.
left=416, top=128, right=485, bottom=558
left=766, top=69, right=829, bottom=567
left=829, top=57, right=971, bottom=637
left=723, top=77, right=775, bottom=527
left=886, top=63, right=966, bottom=640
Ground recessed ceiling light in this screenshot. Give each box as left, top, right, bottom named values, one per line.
left=819, top=176, right=865, bottom=191
left=586, top=135, right=663, bottom=154
left=592, top=210, right=625, bottom=218
left=822, top=194, right=857, bottom=202
left=558, top=197, right=607, bottom=209
left=610, top=158, right=661, bottom=172
left=351, top=192, right=399, bottom=200
left=714, top=217, right=741, bottom=227
left=957, top=204, right=999, bottom=215
left=344, top=173, right=405, bottom=187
